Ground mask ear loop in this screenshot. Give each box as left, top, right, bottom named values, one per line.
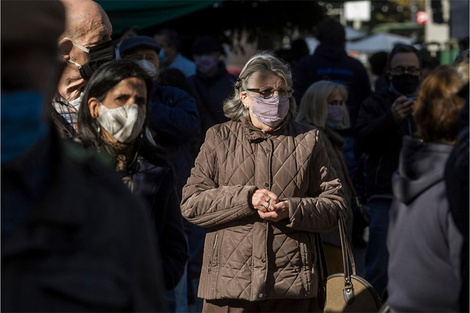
left=63, top=37, right=88, bottom=70
left=63, top=37, right=90, bottom=53
left=67, top=58, right=82, bottom=69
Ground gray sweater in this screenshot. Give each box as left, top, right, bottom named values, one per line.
left=387, top=136, right=463, bottom=312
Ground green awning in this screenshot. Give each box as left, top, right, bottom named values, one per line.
left=96, top=1, right=223, bottom=35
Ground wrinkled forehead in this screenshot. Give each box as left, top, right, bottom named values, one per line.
left=69, top=8, right=112, bottom=47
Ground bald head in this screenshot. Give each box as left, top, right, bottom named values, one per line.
left=57, top=0, right=113, bottom=101
left=61, top=0, right=112, bottom=45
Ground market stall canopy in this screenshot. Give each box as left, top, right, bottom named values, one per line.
left=346, top=26, right=367, bottom=41
left=346, top=32, right=415, bottom=53
left=96, top=1, right=223, bottom=35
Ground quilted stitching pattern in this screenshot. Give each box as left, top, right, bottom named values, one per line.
left=219, top=227, right=253, bottom=298
left=181, top=120, right=346, bottom=301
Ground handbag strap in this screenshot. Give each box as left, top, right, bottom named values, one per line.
left=315, top=233, right=328, bottom=310
left=338, top=214, right=358, bottom=304
left=328, top=145, right=358, bottom=277
left=338, top=214, right=356, bottom=276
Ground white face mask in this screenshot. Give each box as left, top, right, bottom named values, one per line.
left=69, top=92, right=84, bottom=109
left=97, top=103, right=145, bottom=143
left=136, top=59, right=157, bottom=78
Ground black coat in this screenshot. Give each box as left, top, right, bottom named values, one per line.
left=2, top=131, right=167, bottom=312
left=293, top=42, right=372, bottom=131
left=189, top=62, right=237, bottom=134
left=354, top=88, right=415, bottom=197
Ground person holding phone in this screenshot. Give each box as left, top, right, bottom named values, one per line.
left=354, top=43, right=423, bottom=299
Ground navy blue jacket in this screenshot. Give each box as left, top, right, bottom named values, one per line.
left=131, top=155, right=188, bottom=290
left=189, top=62, right=237, bottom=134
left=149, top=85, right=200, bottom=145
left=294, top=42, right=371, bottom=131
left=149, top=85, right=200, bottom=197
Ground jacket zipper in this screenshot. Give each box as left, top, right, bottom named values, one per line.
left=267, top=140, right=273, bottom=188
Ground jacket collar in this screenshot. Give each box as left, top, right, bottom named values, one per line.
left=240, top=112, right=293, bottom=141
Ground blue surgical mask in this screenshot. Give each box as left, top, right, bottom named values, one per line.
left=158, top=48, right=167, bottom=64
left=195, top=55, right=217, bottom=74
left=1, top=91, right=49, bottom=163
left=326, top=104, right=343, bottom=126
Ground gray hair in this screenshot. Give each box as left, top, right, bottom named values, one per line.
left=223, top=52, right=296, bottom=121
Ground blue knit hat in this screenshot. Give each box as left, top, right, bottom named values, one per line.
left=119, top=35, right=161, bottom=56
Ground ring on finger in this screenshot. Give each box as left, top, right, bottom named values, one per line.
left=264, top=202, right=269, bottom=209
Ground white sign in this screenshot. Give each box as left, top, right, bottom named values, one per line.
left=344, top=1, right=371, bottom=21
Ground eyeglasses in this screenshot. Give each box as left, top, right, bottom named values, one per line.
left=246, top=87, right=292, bottom=99
left=390, top=66, right=421, bottom=75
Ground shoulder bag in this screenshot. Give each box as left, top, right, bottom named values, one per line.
left=323, top=215, right=381, bottom=312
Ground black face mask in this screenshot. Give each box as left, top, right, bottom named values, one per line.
left=79, top=40, right=115, bottom=81
left=391, top=74, right=419, bottom=95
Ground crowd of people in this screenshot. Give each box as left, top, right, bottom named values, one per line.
left=2, top=1, right=469, bottom=313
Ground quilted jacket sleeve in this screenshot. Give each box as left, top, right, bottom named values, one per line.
left=285, top=132, right=347, bottom=232
left=181, top=127, right=258, bottom=228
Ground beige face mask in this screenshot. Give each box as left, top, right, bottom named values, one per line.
left=97, top=103, right=145, bottom=143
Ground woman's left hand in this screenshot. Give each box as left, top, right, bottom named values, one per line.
left=257, top=200, right=289, bottom=222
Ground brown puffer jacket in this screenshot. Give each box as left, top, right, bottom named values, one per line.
left=181, top=117, right=346, bottom=302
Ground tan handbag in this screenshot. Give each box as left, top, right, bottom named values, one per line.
left=323, top=216, right=381, bottom=313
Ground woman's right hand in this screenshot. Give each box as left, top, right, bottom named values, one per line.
left=251, top=189, right=279, bottom=212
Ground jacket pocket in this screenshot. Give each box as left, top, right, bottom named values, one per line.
left=207, top=232, right=219, bottom=273
left=303, top=232, right=318, bottom=294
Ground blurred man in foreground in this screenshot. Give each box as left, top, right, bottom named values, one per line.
left=1, top=1, right=167, bottom=311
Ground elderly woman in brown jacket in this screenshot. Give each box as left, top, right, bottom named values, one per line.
left=181, top=52, right=347, bottom=313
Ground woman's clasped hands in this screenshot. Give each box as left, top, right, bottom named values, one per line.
left=251, top=189, right=289, bottom=222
